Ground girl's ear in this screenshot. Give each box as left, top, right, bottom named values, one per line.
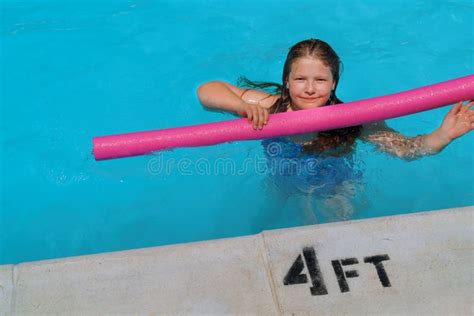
left=332, top=81, right=336, bottom=90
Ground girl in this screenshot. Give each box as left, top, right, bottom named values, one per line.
left=198, top=39, right=473, bottom=223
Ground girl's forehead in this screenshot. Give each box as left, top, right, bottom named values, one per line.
left=290, top=57, right=332, bottom=73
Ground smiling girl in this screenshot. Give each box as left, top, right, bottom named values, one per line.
left=197, top=39, right=473, bottom=223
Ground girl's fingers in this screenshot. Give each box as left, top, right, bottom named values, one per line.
left=450, top=101, right=462, bottom=115
left=245, top=105, right=269, bottom=130
left=252, top=107, right=258, bottom=129
left=460, top=100, right=474, bottom=113
left=260, top=108, right=270, bottom=129
left=246, top=107, right=253, bottom=123
left=258, top=109, right=265, bottom=129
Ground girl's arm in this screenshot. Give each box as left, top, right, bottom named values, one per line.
left=197, top=81, right=278, bottom=129
left=360, top=101, right=474, bottom=160
left=360, top=121, right=438, bottom=160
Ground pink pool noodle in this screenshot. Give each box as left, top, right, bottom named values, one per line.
left=93, top=75, right=474, bottom=160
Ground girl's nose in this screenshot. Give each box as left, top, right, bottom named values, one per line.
left=305, top=82, right=316, bottom=95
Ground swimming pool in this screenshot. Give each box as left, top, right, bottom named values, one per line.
left=1, top=0, right=472, bottom=264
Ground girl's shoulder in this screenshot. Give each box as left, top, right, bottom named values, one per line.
left=239, top=89, right=280, bottom=109
left=222, top=82, right=279, bottom=109
left=239, top=88, right=280, bottom=109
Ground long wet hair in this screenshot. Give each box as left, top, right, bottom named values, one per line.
left=239, top=39, right=362, bottom=155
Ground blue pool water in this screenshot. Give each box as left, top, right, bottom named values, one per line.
left=1, top=0, right=473, bottom=264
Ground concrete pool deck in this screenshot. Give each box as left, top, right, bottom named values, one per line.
left=1, top=206, right=472, bottom=315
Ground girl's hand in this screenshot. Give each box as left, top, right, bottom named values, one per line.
left=438, top=100, right=474, bottom=141
left=236, top=102, right=269, bottom=130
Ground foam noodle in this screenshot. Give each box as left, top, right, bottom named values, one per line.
left=93, top=75, right=474, bottom=160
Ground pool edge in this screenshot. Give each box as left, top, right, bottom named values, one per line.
left=1, top=206, right=473, bottom=314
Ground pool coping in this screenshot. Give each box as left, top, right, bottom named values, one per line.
left=1, top=205, right=473, bottom=314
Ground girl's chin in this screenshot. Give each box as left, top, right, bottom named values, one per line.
left=293, top=103, right=325, bottom=110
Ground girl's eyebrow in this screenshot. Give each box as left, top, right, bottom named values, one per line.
left=292, top=75, right=329, bottom=79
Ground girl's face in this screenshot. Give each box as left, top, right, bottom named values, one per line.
left=286, top=57, right=336, bottom=110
